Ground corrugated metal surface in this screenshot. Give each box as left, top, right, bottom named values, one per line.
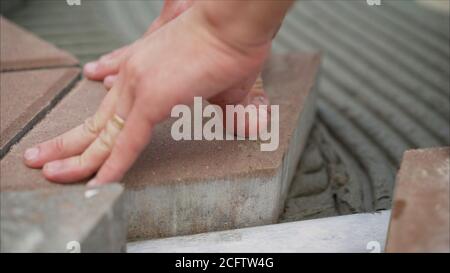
left=3, top=0, right=449, bottom=221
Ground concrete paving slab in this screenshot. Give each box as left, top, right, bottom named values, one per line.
left=0, top=184, right=126, bottom=252
left=0, top=79, right=107, bottom=192
left=127, top=210, right=391, bottom=253
left=0, top=53, right=320, bottom=240
left=386, top=147, right=450, bottom=253
left=0, top=16, right=78, bottom=71
left=0, top=68, right=80, bottom=157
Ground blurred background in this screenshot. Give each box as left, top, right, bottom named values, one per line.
left=1, top=0, right=449, bottom=222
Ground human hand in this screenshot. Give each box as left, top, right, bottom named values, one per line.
left=83, top=0, right=194, bottom=89
left=23, top=4, right=272, bottom=186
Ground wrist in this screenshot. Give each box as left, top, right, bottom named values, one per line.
left=193, top=1, right=290, bottom=53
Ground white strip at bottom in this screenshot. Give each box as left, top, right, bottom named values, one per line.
left=127, top=210, right=390, bottom=253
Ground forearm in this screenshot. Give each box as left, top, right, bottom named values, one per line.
left=195, top=0, right=293, bottom=49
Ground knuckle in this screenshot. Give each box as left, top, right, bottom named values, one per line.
left=83, top=115, right=101, bottom=136
left=52, top=136, right=65, bottom=154
left=97, top=130, right=115, bottom=152
left=124, top=57, right=144, bottom=84
left=77, top=155, right=96, bottom=176
left=78, top=154, right=86, bottom=168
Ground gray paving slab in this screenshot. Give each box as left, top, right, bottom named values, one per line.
left=127, top=210, right=391, bottom=253
left=0, top=184, right=126, bottom=252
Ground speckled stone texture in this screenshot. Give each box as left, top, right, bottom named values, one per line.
left=0, top=16, right=78, bottom=71
left=386, top=147, right=449, bottom=253
left=1, top=53, right=320, bottom=240
left=1, top=184, right=126, bottom=252
left=0, top=68, right=80, bottom=156
left=0, top=16, right=127, bottom=252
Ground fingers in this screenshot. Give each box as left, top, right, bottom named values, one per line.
left=24, top=117, right=100, bottom=169
left=24, top=82, right=121, bottom=168
left=88, top=104, right=153, bottom=186
left=43, top=114, right=125, bottom=183
left=39, top=74, right=127, bottom=183
left=84, top=0, right=194, bottom=85
left=83, top=46, right=129, bottom=81
left=84, top=0, right=194, bottom=83
left=41, top=74, right=140, bottom=184
left=87, top=78, right=148, bottom=186
left=26, top=0, right=194, bottom=184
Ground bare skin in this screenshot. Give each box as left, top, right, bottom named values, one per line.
left=23, top=0, right=293, bottom=186
left=84, top=0, right=195, bottom=88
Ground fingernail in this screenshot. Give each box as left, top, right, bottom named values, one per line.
left=44, top=161, right=62, bottom=174
left=24, top=147, right=39, bottom=161
left=84, top=62, right=98, bottom=75
left=87, top=178, right=99, bottom=187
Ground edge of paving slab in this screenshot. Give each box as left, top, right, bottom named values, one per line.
left=127, top=210, right=391, bottom=253
left=385, top=147, right=450, bottom=253
left=1, top=16, right=82, bottom=157
left=0, top=68, right=81, bottom=158
left=0, top=184, right=126, bottom=253
left=0, top=16, right=79, bottom=72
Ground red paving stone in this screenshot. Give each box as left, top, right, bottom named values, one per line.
left=0, top=53, right=321, bottom=239
left=386, top=147, right=450, bottom=253
left=0, top=68, right=80, bottom=155
left=0, top=16, right=78, bottom=71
